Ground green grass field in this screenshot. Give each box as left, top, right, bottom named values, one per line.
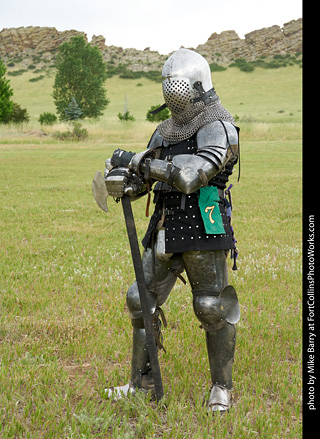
left=0, top=65, right=302, bottom=438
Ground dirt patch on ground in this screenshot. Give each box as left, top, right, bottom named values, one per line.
left=62, top=361, right=99, bottom=397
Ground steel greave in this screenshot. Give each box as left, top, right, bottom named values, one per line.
left=130, top=327, right=150, bottom=389
left=206, top=322, right=236, bottom=390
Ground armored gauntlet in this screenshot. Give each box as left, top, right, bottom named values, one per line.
left=105, top=167, right=145, bottom=198
left=111, top=149, right=136, bottom=168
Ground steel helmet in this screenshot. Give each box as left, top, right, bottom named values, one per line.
left=162, top=48, right=215, bottom=116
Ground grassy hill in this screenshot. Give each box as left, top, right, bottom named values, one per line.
left=4, top=63, right=302, bottom=124
left=1, top=63, right=302, bottom=149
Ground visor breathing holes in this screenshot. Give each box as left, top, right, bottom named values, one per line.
left=163, top=79, right=192, bottom=115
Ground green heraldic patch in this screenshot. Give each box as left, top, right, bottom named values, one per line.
left=198, top=186, right=226, bottom=235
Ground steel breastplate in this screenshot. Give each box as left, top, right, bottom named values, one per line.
left=153, top=135, right=236, bottom=192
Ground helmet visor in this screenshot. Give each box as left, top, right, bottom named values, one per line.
left=162, top=77, right=192, bottom=116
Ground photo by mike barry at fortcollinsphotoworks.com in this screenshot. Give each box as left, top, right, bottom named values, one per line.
left=304, top=214, right=317, bottom=421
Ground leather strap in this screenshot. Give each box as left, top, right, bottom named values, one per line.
left=149, top=103, right=167, bottom=115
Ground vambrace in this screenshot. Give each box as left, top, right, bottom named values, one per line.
left=130, top=153, right=220, bottom=195
left=127, top=120, right=238, bottom=194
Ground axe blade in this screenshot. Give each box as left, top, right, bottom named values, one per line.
left=92, top=171, right=109, bottom=212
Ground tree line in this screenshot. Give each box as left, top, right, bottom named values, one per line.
left=0, top=36, right=169, bottom=127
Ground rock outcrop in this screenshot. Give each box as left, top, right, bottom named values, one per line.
left=195, top=19, right=302, bottom=63
left=0, top=26, right=87, bottom=54
left=90, top=35, right=106, bottom=51
left=0, top=19, right=302, bottom=69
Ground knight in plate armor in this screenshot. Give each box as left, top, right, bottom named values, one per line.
left=105, top=48, right=241, bottom=413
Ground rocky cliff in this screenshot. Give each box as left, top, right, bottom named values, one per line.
left=196, top=19, right=302, bottom=64
left=0, top=27, right=87, bottom=54
left=0, top=19, right=302, bottom=69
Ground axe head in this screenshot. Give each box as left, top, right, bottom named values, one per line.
left=92, top=171, right=109, bottom=212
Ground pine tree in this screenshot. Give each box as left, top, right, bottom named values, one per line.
left=64, top=97, right=83, bottom=121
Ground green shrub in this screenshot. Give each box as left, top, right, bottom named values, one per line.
left=29, top=75, right=45, bottom=82
left=119, top=70, right=142, bottom=80
left=209, top=62, right=227, bottom=72
left=53, top=122, right=88, bottom=141
left=5, top=102, right=30, bottom=124
left=70, top=122, right=88, bottom=140
left=106, top=64, right=162, bottom=83
left=247, top=54, right=303, bottom=70
left=146, top=104, right=171, bottom=122
left=143, top=70, right=162, bottom=83
left=117, top=111, right=135, bottom=121
left=229, top=58, right=255, bottom=72
left=11, top=56, right=23, bottom=63
left=7, top=69, right=27, bottom=76
left=38, top=112, right=57, bottom=126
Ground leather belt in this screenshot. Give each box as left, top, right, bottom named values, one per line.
left=158, top=208, right=175, bottom=216
left=158, top=188, right=225, bottom=216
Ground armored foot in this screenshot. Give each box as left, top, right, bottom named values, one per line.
left=105, top=383, right=135, bottom=400
left=105, top=372, right=155, bottom=400
left=207, top=385, right=232, bottom=414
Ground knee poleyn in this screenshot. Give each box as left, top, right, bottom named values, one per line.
left=126, top=281, right=157, bottom=320
left=193, top=285, right=240, bottom=331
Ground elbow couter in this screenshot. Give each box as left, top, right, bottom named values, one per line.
left=173, top=169, right=207, bottom=194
